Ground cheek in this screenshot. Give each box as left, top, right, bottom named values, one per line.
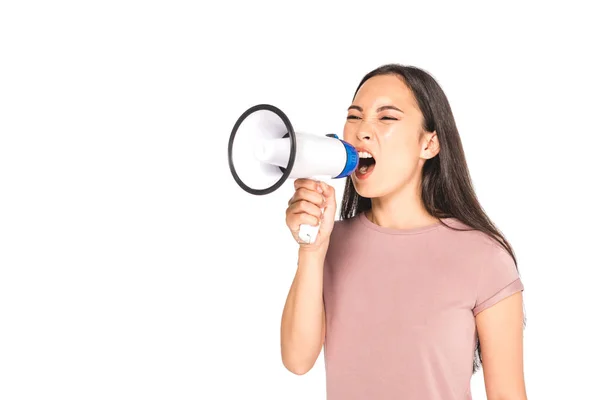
left=380, top=127, right=421, bottom=161
left=342, top=123, right=355, bottom=143
left=378, top=130, right=422, bottom=178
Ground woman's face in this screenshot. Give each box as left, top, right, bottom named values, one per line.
left=343, top=74, right=438, bottom=199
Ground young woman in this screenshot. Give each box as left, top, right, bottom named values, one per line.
left=280, top=64, right=527, bottom=399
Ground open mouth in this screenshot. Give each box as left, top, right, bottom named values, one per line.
left=357, top=151, right=376, bottom=177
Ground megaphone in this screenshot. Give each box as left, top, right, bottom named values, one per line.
left=228, top=104, right=359, bottom=244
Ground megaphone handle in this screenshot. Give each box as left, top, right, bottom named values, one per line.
left=298, top=176, right=326, bottom=244
left=298, top=219, right=321, bottom=244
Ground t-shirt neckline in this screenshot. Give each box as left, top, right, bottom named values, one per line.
left=358, top=211, right=445, bottom=235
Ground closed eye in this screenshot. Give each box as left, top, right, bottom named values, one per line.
left=346, top=115, right=397, bottom=121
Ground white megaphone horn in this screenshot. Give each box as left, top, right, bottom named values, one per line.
left=227, top=104, right=359, bottom=244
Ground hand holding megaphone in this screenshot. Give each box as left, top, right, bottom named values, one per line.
left=228, top=104, right=358, bottom=245
left=285, top=178, right=337, bottom=248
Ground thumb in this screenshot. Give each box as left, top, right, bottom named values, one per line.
left=320, top=181, right=337, bottom=223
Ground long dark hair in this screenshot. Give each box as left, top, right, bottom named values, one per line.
left=340, top=63, right=526, bottom=374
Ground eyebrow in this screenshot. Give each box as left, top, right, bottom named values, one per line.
left=348, top=105, right=404, bottom=113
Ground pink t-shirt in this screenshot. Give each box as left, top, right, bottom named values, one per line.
left=322, top=212, right=524, bottom=400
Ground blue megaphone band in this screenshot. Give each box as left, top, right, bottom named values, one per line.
left=335, top=139, right=359, bottom=178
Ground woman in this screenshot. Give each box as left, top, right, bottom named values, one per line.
left=280, top=64, right=527, bottom=399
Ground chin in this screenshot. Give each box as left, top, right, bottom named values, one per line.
left=352, top=172, right=403, bottom=200
left=351, top=175, right=381, bottom=199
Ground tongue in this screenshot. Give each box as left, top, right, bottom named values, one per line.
left=358, top=163, right=374, bottom=174
left=358, top=157, right=375, bottom=174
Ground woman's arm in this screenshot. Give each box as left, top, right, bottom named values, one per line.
left=280, top=246, right=327, bottom=375
left=280, top=178, right=336, bottom=375
left=475, top=291, right=527, bottom=400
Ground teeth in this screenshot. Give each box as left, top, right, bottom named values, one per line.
left=358, top=151, right=373, bottom=158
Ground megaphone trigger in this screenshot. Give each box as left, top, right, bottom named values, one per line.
left=299, top=221, right=320, bottom=244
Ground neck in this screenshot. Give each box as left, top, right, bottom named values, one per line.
left=367, top=176, right=439, bottom=230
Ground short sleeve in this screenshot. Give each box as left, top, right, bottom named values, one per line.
left=473, top=242, right=524, bottom=316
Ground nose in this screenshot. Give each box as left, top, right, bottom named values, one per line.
left=356, top=121, right=372, bottom=141
left=358, top=131, right=371, bottom=141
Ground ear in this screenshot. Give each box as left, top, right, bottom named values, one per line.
left=420, top=131, right=440, bottom=159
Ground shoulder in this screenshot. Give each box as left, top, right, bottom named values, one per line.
left=331, top=215, right=359, bottom=232
left=324, top=214, right=362, bottom=262
left=436, top=217, right=519, bottom=281
left=329, top=214, right=361, bottom=244
left=439, top=217, right=512, bottom=255
left=439, top=218, right=522, bottom=313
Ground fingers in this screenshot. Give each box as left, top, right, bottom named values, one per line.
left=320, top=181, right=335, bottom=200
left=294, top=178, right=324, bottom=194
left=315, top=182, right=336, bottom=212
left=288, top=211, right=320, bottom=229
left=288, top=180, right=336, bottom=210
left=288, top=187, right=325, bottom=207
left=290, top=179, right=336, bottom=201
left=288, top=199, right=323, bottom=220
left=286, top=179, right=337, bottom=235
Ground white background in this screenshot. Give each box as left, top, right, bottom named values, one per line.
left=1, top=1, right=598, bottom=399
